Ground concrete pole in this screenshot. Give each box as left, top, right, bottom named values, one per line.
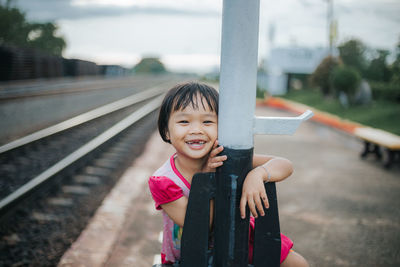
left=214, top=0, right=260, bottom=266
left=327, top=0, right=334, bottom=57
left=215, top=1, right=313, bottom=266
left=219, top=0, right=260, bottom=150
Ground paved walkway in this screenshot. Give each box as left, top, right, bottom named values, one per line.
left=59, top=106, right=400, bottom=267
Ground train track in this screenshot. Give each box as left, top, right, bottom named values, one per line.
left=0, top=80, right=177, bottom=266
left=0, top=74, right=179, bottom=100
left=0, top=75, right=187, bottom=144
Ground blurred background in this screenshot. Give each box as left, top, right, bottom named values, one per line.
left=1, top=0, right=399, bottom=134
left=0, top=1, right=399, bottom=266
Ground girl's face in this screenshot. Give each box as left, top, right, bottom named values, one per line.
left=167, top=95, right=218, bottom=161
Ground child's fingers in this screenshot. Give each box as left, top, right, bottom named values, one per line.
left=213, top=139, right=219, bottom=148
left=209, top=155, right=227, bottom=164
left=210, top=144, right=224, bottom=158
left=207, top=155, right=227, bottom=169
left=208, top=161, right=223, bottom=169
left=211, top=139, right=219, bottom=152
left=260, top=190, right=269, bottom=209
left=254, top=194, right=265, bottom=216
left=240, top=194, right=247, bottom=219
left=247, top=195, right=258, bottom=218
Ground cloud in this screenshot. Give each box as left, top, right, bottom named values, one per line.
left=13, top=0, right=220, bottom=22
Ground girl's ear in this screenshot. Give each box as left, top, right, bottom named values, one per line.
left=165, top=131, right=170, bottom=141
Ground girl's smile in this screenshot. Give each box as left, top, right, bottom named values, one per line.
left=166, top=96, right=218, bottom=162
left=185, top=139, right=207, bottom=150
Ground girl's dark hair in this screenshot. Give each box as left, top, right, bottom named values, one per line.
left=158, top=82, right=219, bottom=143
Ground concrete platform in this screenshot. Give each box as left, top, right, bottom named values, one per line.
left=58, top=106, right=400, bottom=267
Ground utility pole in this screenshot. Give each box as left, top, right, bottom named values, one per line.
left=327, top=0, right=336, bottom=57
left=215, top=0, right=313, bottom=266
left=178, top=1, right=313, bottom=266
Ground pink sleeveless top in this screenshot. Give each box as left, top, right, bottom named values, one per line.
left=148, top=154, right=190, bottom=264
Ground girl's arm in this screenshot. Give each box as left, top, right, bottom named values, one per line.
left=161, top=196, right=188, bottom=227
left=253, top=154, right=293, bottom=182
left=161, top=195, right=215, bottom=229
left=240, top=154, right=293, bottom=219
left=161, top=150, right=292, bottom=226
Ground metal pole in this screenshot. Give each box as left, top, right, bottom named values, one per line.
left=219, top=0, right=260, bottom=150
left=215, top=0, right=260, bottom=266
left=327, top=0, right=333, bottom=57
left=164, top=0, right=313, bottom=265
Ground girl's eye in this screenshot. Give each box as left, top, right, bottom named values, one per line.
left=204, top=120, right=214, bottom=124
left=178, top=120, right=189, bottom=124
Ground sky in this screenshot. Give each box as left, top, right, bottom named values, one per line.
left=8, top=0, right=400, bottom=73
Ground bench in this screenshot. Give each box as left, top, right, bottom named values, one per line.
left=354, top=127, right=400, bottom=168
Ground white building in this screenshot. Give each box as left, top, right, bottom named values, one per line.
left=261, top=46, right=335, bottom=95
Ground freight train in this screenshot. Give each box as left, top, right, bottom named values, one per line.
left=0, top=45, right=128, bottom=81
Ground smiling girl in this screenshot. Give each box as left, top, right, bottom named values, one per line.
left=148, top=82, right=308, bottom=266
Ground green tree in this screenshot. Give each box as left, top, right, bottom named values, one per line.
left=133, top=57, right=167, bottom=74
left=310, top=56, right=341, bottom=96
left=390, top=38, right=400, bottom=84
left=0, top=3, right=66, bottom=56
left=332, top=65, right=361, bottom=103
left=27, top=23, right=66, bottom=56
left=365, top=49, right=391, bottom=82
left=338, top=39, right=367, bottom=74
left=0, top=4, right=30, bottom=46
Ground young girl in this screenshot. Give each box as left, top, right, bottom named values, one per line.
left=148, top=82, right=308, bottom=266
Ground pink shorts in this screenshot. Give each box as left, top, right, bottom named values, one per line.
left=248, top=216, right=293, bottom=264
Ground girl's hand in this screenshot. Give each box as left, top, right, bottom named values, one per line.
left=240, top=167, right=269, bottom=219
left=202, top=140, right=227, bottom=172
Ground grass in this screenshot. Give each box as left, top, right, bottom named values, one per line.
left=279, top=89, right=400, bottom=135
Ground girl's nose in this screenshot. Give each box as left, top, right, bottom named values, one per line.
left=189, top=122, right=203, bottom=134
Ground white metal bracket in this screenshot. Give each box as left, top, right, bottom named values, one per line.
left=253, top=110, right=314, bottom=135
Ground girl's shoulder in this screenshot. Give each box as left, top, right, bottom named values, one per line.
left=149, top=156, right=185, bottom=210
left=151, top=154, right=190, bottom=190
left=148, top=175, right=183, bottom=210
left=148, top=154, right=190, bottom=203
left=149, top=155, right=181, bottom=194
left=148, top=175, right=181, bottom=195
left=152, top=155, right=176, bottom=178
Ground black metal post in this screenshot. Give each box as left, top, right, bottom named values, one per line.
left=213, top=148, right=253, bottom=266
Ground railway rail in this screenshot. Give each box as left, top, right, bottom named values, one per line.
left=0, top=78, right=181, bottom=265
left=0, top=75, right=184, bottom=144
left=0, top=86, right=164, bottom=214
left=0, top=74, right=178, bottom=100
